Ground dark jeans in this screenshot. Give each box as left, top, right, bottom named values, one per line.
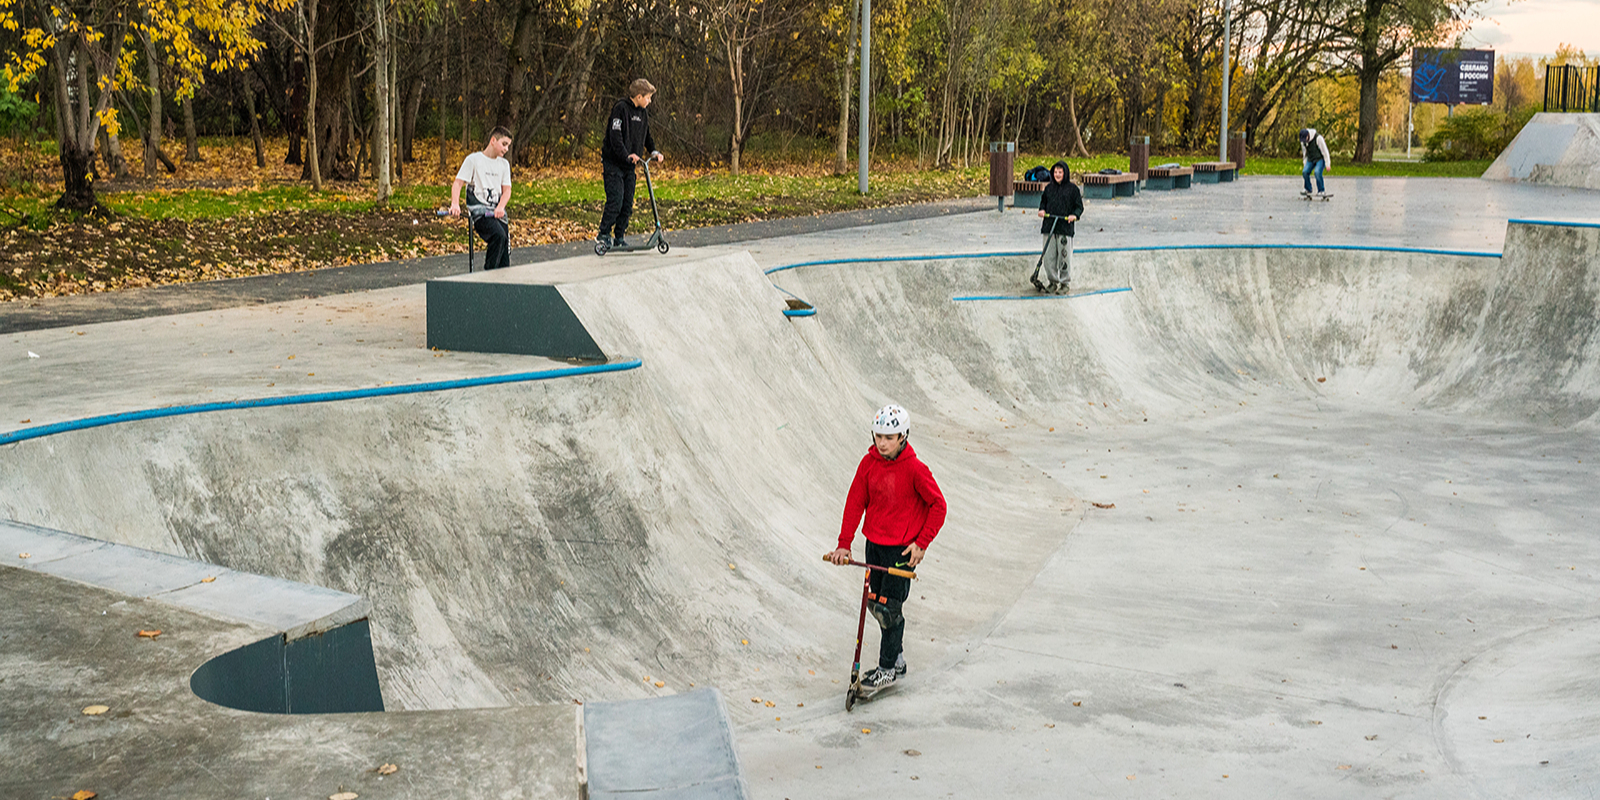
left=599, top=160, right=637, bottom=240
left=866, top=539, right=915, bottom=670
left=473, top=213, right=510, bottom=270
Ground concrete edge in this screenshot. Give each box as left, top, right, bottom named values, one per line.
left=0, top=518, right=367, bottom=639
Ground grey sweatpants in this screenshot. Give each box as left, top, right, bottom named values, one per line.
left=1041, top=233, right=1073, bottom=286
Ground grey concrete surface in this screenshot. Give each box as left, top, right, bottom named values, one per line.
left=4, top=175, right=1600, bottom=798
left=585, top=688, right=747, bottom=799
left=0, top=566, right=577, bottom=800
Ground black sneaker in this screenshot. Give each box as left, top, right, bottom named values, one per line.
left=860, top=666, right=898, bottom=690
left=614, top=237, right=630, bottom=248
left=1056, top=282, right=1070, bottom=295
left=597, top=234, right=612, bottom=247
left=895, top=655, right=907, bottom=678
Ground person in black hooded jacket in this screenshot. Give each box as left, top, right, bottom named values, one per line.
left=598, top=78, right=664, bottom=248
left=1033, top=160, right=1084, bottom=294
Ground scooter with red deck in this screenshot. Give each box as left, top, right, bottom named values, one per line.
left=824, top=556, right=918, bottom=711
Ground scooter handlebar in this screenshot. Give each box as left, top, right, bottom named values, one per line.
left=823, top=555, right=918, bottom=579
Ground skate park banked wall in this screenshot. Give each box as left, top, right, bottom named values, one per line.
left=3, top=222, right=1599, bottom=796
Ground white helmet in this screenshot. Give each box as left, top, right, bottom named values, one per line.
left=872, top=404, right=910, bottom=435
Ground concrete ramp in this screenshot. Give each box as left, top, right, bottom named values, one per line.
left=1483, top=113, right=1600, bottom=191
left=6, top=229, right=1600, bottom=797
left=583, top=689, right=746, bottom=799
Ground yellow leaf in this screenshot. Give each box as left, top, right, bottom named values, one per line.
left=376, top=764, right=398, bottom=775
left=137, top=629, right=161, bottom=639
left=72, top=791, right=97, bottom=800
left=81, top=705, right=109, bottom=715
left=330, top=793, right=358, bottom=800
left=201, top=576, right=216, bottom=583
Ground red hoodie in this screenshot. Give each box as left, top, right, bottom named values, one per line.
left=838, top=442, right=948, bottom=551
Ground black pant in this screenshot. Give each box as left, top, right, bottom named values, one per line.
left=599, top=160, right=637, bottom=240
left=473, top=214, right=510, bottom=270
left=866, top=540, right=915, bottom=670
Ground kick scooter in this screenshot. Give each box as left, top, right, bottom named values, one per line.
left=824, top=555, right=919, bottom=711
left=595, top=157, right=670, bottom=256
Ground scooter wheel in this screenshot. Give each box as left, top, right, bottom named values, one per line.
left=594, top=242, right=609, bottom=256
left=657, top=240, right=670, bottom=254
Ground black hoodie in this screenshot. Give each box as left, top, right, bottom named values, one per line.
left=1039, top=160, right=1084, bottom=236
left=603, top=97, right=656, bottom=169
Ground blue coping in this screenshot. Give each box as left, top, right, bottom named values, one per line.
left=953, top=287, right=1134, bottom=302
left=1507, top=218, right=1600, bottom=229
left=0, top=358, right=644, bottom=447
left=783, top=308, right=817, bottom=317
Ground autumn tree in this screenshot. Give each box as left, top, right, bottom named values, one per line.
left=0, top=0, right=289, bottom=212
left=1327, top=0, right=1482, bottom=162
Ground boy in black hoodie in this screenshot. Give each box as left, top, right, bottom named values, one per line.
left=598, top=79, right=664, bottom=248
left=1034, top=160, right=1084, bottom=294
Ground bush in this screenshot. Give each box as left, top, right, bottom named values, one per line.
left=1424, top=108, right=1504, bottom=161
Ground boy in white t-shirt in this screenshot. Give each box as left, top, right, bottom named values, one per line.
left=449, top=126, right=513, bottom=270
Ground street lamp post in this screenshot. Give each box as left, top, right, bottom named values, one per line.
left=1219, top=0, right=1232, bottom=163
left=858, top=0, right=871, bottom=195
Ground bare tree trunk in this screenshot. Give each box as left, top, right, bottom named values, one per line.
left=100, top=127, right=129, bottom=179
left=494, top=0, right=540, bottom=137
left=834, top=0, right=858, bottom=174
left=243, top=74, right=266, bottom=167
left=300, top=0, right=323, bottom=189
left=182, top=95, right=202, bottom=161
left=142, top=32, right=163, bottom=178
left=373, top=0, right=391, bottom=203
left=437, top=70, right=448, bottom=173
left=1067, top=85, right=1089, bottom=157
left=726, top=37, right=744, bottom=174
left=401, top=75, right=424, bottom=162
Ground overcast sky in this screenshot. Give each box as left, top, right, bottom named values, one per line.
left=1461, top=0, right=1600, bottom=56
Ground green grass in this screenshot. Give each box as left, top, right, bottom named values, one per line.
left=0, top=150, right=1495, bottom=226
left=1237, top=157, right=1493, bottom=178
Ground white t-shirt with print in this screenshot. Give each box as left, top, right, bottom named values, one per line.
left=455, top=151, right=512, bottom=209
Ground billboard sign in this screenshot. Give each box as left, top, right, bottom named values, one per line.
left=1411, top=48, right=1495, bottom=105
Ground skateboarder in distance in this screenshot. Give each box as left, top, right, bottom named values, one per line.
left=1300, top=128, right=1332, bottom=199
left=825, top=404, right=948, bottom=692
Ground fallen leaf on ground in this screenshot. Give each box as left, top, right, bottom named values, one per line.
left=764, top=700, right=775, bottom=707
left=904, top=749, right=921, bottom=756
left=751, top=697, right=762, bottom=703
left=201, top=576, right=216, bottom=583
left=1337, top=765, right=1352, bottom=770
left=330, top=793, right=358, bottom=800
left=1091, top=502, right=1115, bottom=509
left=81, top=705, right=109, bottom=715
left=1073, top=701, right=1082, bottom=707
left=72, top=791, right=96, bottom=800
left=377, top=764, right=398, bottom=775
left=137, top=629, right=162, bottom=639
left=18, top=552, right=29, bottom=558
left=861, top=728, right=871, bottom=734
left=655, top=681, right=665, bottom=688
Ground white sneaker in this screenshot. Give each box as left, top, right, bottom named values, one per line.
left=860, top=666, right=898, bottom=690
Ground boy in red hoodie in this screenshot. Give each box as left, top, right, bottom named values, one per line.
left=826, top=404, right=948, bottom=690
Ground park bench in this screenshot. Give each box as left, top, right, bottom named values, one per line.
left=1191, top=161, right=1237, bottom=183
left=1080, top=172, right=1139, bottom=199
left=1012, top=180, right=1046, bottom=208
left=1145, top=166, right=1193, bottom=190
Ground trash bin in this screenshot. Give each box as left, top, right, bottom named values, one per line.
left=1228, top=132, right=1247, bottom=174
left=988, top=141, right=1016, bottom=212
left=1128, top=136, right=1150, bottom=186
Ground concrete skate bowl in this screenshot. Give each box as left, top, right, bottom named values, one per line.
left=3, top=219, right=1599, bottom=794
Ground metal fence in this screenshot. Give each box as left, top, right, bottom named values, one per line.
left=1545, top=65, right=1600, bottom=112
